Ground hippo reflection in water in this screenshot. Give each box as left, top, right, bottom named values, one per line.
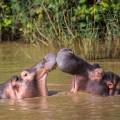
left=0, top=53, right=56, bottom=99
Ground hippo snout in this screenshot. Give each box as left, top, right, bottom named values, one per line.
left=30, top=53, right=56, bottom=72
left=44, top=53, right=57, bottom=71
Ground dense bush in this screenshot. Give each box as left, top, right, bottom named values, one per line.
left=0, top=0, right=120, bottom=59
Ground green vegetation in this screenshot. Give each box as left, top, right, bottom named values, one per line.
left=0, top=0, right=120, bottom=59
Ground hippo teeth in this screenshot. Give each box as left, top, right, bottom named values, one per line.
left=37, top=70, right=48, bottom=81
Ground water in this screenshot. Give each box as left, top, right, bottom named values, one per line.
left=0, top=43, right=120, bottom=120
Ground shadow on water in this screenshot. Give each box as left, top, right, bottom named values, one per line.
left=48, top=90, right=58, bottom=96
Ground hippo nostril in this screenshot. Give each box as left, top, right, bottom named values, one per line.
left=40, top=58, right=47, bottom=66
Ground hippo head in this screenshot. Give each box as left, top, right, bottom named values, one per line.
left=56, top=48, right=76, bottom=74
left=9, top=53, right=56, bottom=99
left=88, top=63, right=104, bottom=81
left=56, top=48, right=91, bottom=75
left=56, top=48, right=93, bottom=93
left=21, top=53, right=56, bottom=80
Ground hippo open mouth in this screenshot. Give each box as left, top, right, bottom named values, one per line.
left=19, top=53, right=57, bottom=98
left=56, top=48, right=92, bottom=93
left=32, top=53, right=56, bottom=96
left=0, top=53, right=57, bottom=99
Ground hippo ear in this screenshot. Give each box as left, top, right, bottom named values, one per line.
left=68, top=50, right=74, bottom=54
left=10, top=75, right=20, bottom=92
left=11, top=75, right=19, bottom=83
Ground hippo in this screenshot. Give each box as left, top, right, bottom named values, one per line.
left=56, top=48, right=111, bottom=96
left=102, top=71, right=120, bottom=96
left=56, top=48, right=93, bottom=93
left=88, top=64, right=120, bottom=96
left=0, top=53, right=56, bottom=99
left=86, top=64, right=109, bottom=96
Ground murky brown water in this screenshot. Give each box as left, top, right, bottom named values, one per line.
left=0, top=43, right=120, bottom=120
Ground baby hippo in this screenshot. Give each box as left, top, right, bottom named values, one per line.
left=86, top=64, right=109, bottom=96
left=0, top=53, right=56, bottom=99
left=102, top=71, right=120, bottom=96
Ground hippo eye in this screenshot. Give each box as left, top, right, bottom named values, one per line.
left=24, top=73, right=28, bottom=76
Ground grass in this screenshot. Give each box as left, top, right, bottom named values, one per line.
left=1, top=1, right=120, bottom=60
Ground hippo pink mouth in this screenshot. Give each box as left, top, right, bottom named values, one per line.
left=36, top=68, right=49, bottom=81
left=35, top=68, right=49, bottom=96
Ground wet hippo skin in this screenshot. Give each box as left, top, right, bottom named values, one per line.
left=102, top=71, right=120, bottom=96
left=86, top=64, right=109, bottom=96
left=56, top=49, right=111, bottom=95
left=0, top=53, right=56, bottom=99
left=56, top=48, right=93, bottom=93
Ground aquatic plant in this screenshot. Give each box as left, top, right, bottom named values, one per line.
left=0, top=0, right=120, bottom=59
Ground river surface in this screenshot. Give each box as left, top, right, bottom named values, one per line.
left=0, top=43, right=120, bottom=120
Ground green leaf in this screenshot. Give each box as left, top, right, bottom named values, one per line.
left=101, top=1, right=109, bottom=9
left=3, top=18, right=12, bottom=27
left=27, top=22, right=32, bottom=29
left=79, top=0, right=86, bottom=4
left=80, top=22, right=87, bottom=28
